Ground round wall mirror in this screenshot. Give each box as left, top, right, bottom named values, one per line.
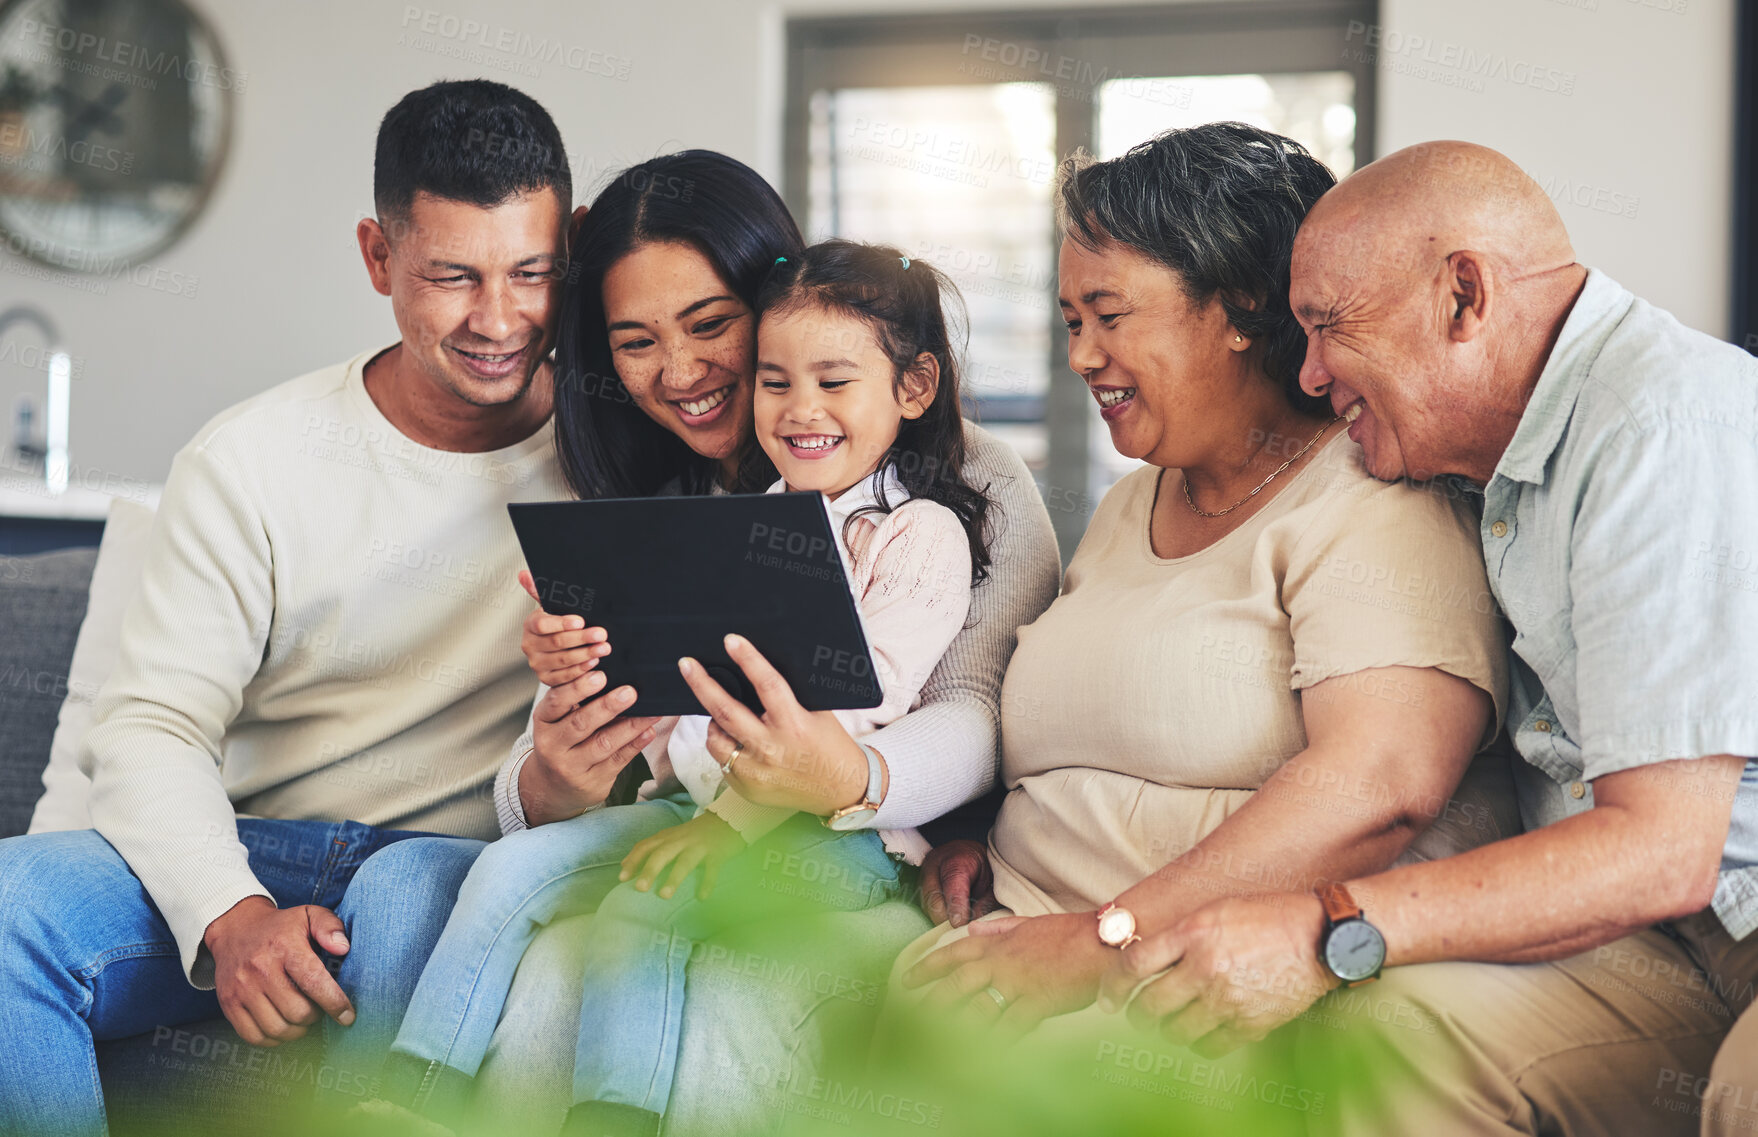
left=0, top=0, right=236, bottom=273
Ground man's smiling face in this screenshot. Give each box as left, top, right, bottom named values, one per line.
left=380, top=189, right=566, bottom=410
left=1291, top=220, right=1452, bottom=483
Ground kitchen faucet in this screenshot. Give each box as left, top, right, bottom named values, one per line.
left=0, top=307, right=71, bottom=496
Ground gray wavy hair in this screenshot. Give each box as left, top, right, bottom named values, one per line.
left=1055, top=121, right=1336, bottom=414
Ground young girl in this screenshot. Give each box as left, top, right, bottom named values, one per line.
left=376, top=240, right=993, bottom=1132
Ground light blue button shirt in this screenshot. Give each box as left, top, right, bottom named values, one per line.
left=1481, top=269, right=1758, bottom=938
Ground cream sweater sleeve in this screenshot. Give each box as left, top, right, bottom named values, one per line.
left=84, top=443, right=277, bottom=987
left=494, top=688, right=542, bottom=835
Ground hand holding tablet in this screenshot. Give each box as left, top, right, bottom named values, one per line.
left=508, top=491, right=883, bottom=718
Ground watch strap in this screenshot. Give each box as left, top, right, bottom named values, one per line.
left=823, top=744, right=885, bottom=828
left=859, top=743, right=884, bottom=806
left=1316, top=881, right=1362, bottom=925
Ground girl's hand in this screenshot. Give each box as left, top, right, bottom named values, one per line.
left=517, top=570, right=611, bottom=686
left=620, top=813, right=748, bottom=900
left=677, top=634, right=876, bottom=816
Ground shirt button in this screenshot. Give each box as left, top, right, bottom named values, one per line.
left=1535, top=720, right=1552, bottom=733
left=1570, top=781, right=1587, bottom=799
left=1491, top=521, right=1509, bottom=538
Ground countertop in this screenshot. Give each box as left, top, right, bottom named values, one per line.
left=0, top=468, right=161, bottom=522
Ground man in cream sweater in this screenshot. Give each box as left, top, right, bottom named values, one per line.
left=0, top=80, right=577, bottom=1136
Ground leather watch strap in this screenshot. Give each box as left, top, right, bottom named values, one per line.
left=1316, top=882, right=1363, bottom=923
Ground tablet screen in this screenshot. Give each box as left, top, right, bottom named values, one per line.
left=509, top=492, right=883, bottom=718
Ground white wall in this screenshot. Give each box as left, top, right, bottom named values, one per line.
left=1377, top=0, right=1734, bottom=339
left=0, top=0, right=1737, bottom=485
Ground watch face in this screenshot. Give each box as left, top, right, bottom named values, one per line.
left=1324, top=918, right=1387, bottom=983
left=826, top=806, right=877, bottom=831
left=1097, top=906, right=1137, bottom=947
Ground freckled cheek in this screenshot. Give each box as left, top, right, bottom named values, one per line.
left=616, top=358, right=664, bottom=412
left=1129, top=349, right=1198, bottom=413
left=712, top=329, right=756, bottom=385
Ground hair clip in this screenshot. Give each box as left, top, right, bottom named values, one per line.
left=899, top=256, right=911, bottom=269
left=774, top=256, right=788, bottom=265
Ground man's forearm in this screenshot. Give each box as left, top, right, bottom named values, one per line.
left=1117, top=788, right=1419, bottom=936
left=86, top=735, right=272, bottom=986
left=1352, top=803, right=1719, bottom=968
left=1115, top=730, right=1468, bottom=935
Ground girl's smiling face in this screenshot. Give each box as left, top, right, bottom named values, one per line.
left=754, top=303, right=934, bottom=498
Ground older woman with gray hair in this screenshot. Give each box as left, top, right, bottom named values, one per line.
left=892, top=122, right=1513, bottom=1121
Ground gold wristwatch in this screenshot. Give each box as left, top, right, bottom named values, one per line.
left=1096, top=901, right=1142, bottom=949
left=824, top=744, right=885, bottom=831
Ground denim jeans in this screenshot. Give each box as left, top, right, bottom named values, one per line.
left=0, top=819, right=483, bottom=1137
left=467, top=899, right=934, bottom=1136
left=387, top=798, right=909, bottom=1127
left=385, top=794, right=697, bottom=1113
left=572, top=813, right=907, bottom=1120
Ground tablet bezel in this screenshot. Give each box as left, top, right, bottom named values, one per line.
left=508, top=492, right=884, bottom=718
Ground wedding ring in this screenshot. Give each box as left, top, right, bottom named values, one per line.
left=724, top=741, right=746, bottom=772
left=984, top=986, right=1007, bottom=1011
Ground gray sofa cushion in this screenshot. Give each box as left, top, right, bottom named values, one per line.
left=0, top=547, right=97, bottom=839
left=0, top=546, right=313, bottom=1132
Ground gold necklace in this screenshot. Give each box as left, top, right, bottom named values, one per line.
left=1181, top=417, right=1340, bottom=518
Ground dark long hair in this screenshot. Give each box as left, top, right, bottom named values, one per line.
left=758, top=240, right=992, bottom=585
left=552, top=151, right=803, bottom=499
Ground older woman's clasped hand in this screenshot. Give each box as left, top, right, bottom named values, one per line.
left=902, top=912, right=1116, bottom=1039
left=905, top=893, right=1340, bottom=1053
left=677, top=633, right=873, bottom=816
left=1096, top=894, right=1338, bottom=1058
left=918, top=840, right=1000, bottom=927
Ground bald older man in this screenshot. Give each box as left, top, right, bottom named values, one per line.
left=1091, top=141, right=1758, bottom=1136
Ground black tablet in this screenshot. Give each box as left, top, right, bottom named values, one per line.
left=508, top=492, right=883, bottom=718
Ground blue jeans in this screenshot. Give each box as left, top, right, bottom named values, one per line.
left=388, top=799, right=907, bottom=1125
left=0, top=820, right=483, bottom=1137
left=386, top=794, right=696, bottom=1112
left=572, top=812, right=906, bottom=1121
left=461, top=899, right=934, bottom=1135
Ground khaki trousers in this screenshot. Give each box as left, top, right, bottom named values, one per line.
left=1297, top=912, right=1758, bottom=1136
left=876, top=914, right=1314, bottom=1136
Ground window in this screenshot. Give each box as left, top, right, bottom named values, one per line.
left=786, top=1, right=1376, bottom=560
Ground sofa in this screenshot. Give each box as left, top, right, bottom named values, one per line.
left=0, top=541, right=335, bottom=1134
left=0, top=537, right=923, bottom=1137
left=0, top=534, right=1526, bottom=1135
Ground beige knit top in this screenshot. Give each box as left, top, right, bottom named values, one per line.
left=989, top=432, right=1509, bottom=917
